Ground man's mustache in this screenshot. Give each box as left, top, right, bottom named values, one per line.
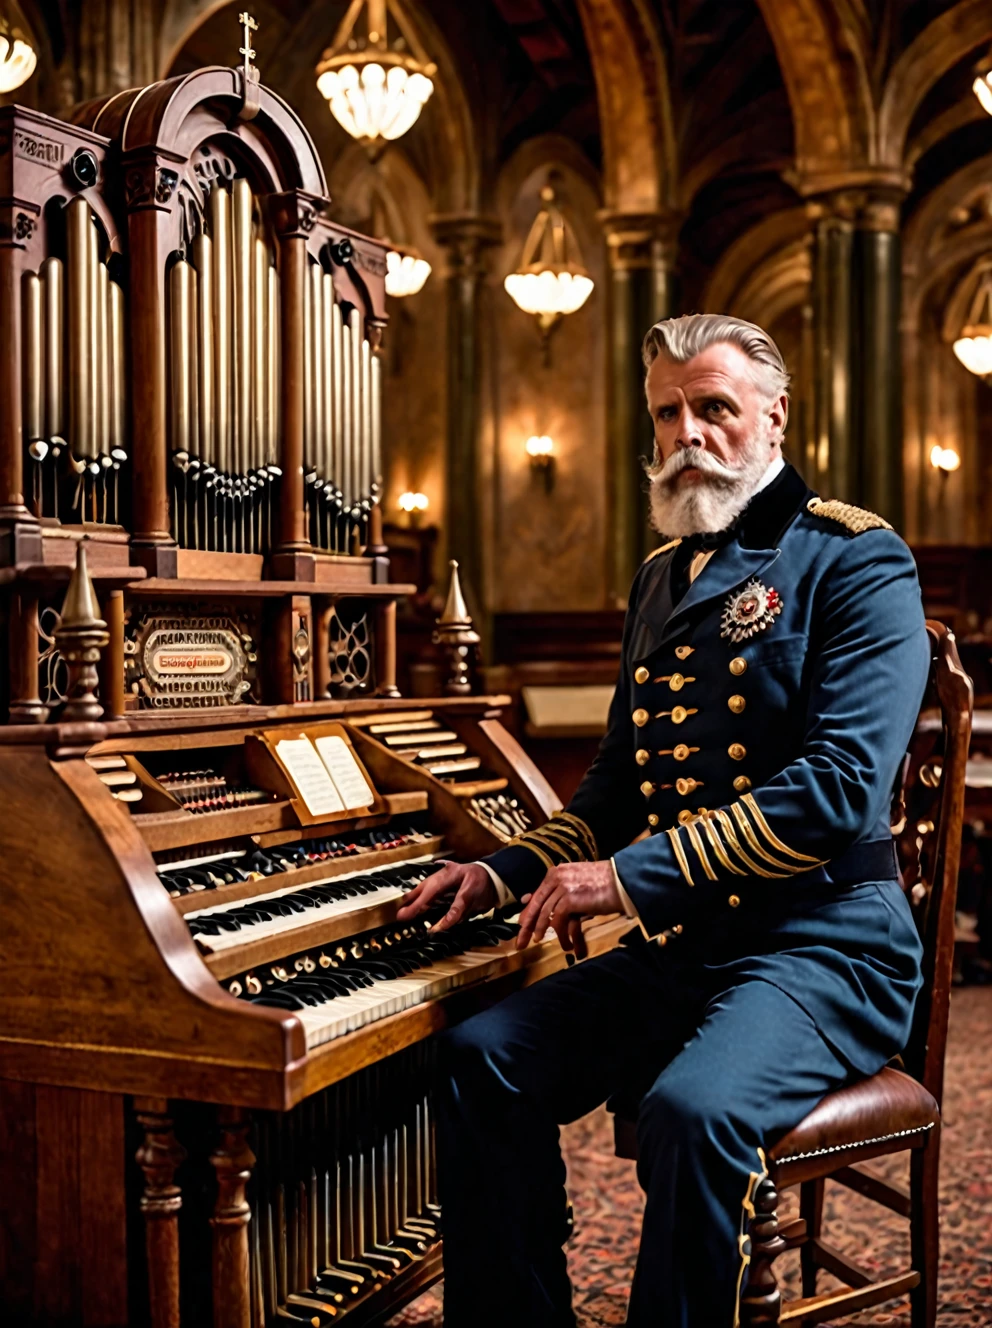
left=652, top=447, right=743, bottom=491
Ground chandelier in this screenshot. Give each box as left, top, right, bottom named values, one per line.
left=0, top=14, right=36, bottom=93
left=385, top=242, right=431, bottom=297
left=504, top=183, right=594, bottom=336
left=316, top=0, right=436, bottom=145
left=952, top=263, right=992, bottom=376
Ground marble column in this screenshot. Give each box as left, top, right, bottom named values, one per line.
left=429, top=214, right=501, bottom=619
left=807, top=185, right=904, bottom=527
left=600, top=212, right=676, bottom=604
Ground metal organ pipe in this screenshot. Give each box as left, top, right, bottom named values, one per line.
left=232, top=178, right=252, bottom=481
left=66, top=198, right=92, bottom=464
left=41, top=257, right=63, bottom=449
left=211, top=184, right=232, bottom=480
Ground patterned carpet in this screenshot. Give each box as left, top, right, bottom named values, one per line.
left=389, top=986, right=992, bottom=1326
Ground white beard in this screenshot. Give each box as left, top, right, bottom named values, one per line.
left=647, top=431, right=776, bottom=536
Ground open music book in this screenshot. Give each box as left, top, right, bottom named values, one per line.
left=275, top=734, right=375, bottom=817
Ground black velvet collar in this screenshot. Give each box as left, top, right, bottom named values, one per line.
left=734, top=460, right=812, bottom=549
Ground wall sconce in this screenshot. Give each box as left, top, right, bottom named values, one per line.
left=399, top=490, right=429, bottom=525
left=525, top=435, right=555, bottom=493
left=929, top=445, right=961, bottom=474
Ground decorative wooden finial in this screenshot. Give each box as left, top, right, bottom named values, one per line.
left=55, top=543, right=110, bottom=722
left=237, top=11, right=261, bottom=120
left=433, top=560, right=480, bottom=696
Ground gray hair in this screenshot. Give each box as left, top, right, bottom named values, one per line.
left=642, top=314, right=790, bottom=400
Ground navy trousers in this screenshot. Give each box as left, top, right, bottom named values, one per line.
left=436, top=939, right=852, bottom=1328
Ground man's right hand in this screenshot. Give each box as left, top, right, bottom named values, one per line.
left=395, top=861, right=499, bottom=933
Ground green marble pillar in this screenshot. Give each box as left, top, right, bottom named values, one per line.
left=601, top=212, right=676, bottom=605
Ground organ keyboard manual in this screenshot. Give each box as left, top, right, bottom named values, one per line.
left=0, top=34, right=627, bottom=1328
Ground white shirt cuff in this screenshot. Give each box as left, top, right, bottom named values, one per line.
left=610, top=858, right=641, bottom=920
left=478, top=860, right=515, bottom=907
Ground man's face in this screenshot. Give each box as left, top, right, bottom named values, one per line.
left=644, top=341, right=789, bottom=536
left=645, top=341, right=787, bottom=475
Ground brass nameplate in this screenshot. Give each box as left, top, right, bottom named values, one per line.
left=125, top=613, right=258, bottom=708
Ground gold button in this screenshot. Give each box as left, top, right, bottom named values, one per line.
left=728, top=694, right=746, bottom=714
left=669, top=672, right=685, bottom=691
left=636, top=748, right=650, bottom=766
left=675, top=645, right=694, bottom=660
left=672, top=924, right=683, bottom=935
left=733, top=775, right=752, bottom=793
left=640, top=780, right=656, bottom=798
left=634, top=666, right=650, bottom=684
left=729, top=657, right=747, bottom=676
left=673, top=743, right=690, bottom=761
left=647, top=813, right=660, bottom=827
left=657, top=933, right=668, bottom=946
left=676, top=777, right=702, bottom=797
left=633, top=708, right=649, bottom=727
left=678, top=809, right=695, bottom=825
left=729, top=742, right=746, bottom=761
left=671, top=705, right=688, bottom=723
left=728, top=894, right=741, bottom=908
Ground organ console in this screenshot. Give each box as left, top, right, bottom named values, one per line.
left=0, top=24, right=626, bottom=1328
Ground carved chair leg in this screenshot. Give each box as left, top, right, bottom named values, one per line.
left=799, top=1177, right=824, bottom=1297
left=134, top=1097, right=186, bottom=1328
left=739, top=1175, right=785, bottom=1327
left=910, top=1130, right=940, bottom=1328
left=210, top=1106, right=256, bottom=1328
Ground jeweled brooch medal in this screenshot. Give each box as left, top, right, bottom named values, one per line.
left=720, top=578, right=782, bottom=642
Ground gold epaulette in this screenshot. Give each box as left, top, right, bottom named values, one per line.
left=644, top=537, right=682, bottom=562
left=806, top=497, right=892, bottom=535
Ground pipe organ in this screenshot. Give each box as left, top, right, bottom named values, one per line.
left=22, top=196, right=127, bottom=526
left=0, top=46, right=625, bottom=1328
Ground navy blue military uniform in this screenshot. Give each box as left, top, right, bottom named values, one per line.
left=436, top=462, right=929, bottom=1327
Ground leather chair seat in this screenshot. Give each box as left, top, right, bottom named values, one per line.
left=766, top=1066, right=939, bottom=1187
left=611, top=1067, right=939, bottom=1179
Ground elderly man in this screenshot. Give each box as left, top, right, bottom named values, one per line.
left=397, top=314, right=928, bottom=1327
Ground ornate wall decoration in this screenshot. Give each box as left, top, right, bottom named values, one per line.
left=38, top=605, right=68, bottom=708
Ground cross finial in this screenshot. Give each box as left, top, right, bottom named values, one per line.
left=238, top=11, right=258, bottom=74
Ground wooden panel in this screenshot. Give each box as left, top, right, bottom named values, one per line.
left=0, top=1078, right=37, bottom=1321
left=174, top=550, right=264, bottom=581
left=78, top=1090, right=128, bottom=1326
left=132, top=801, right=296, bottom=851
left=34, top=1083, right=81, bottom=1322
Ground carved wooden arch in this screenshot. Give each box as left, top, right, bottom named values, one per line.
left=752, top=0, right=872, bottom=181
left=75, top=66, right=325, bottom=194
left=702, top=207, right=810, bottom=315
left=880, top=0, right=992, bottom=168
left=574, top=0, right=675, bottom=214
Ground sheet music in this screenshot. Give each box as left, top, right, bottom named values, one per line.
left=275, top=738, right=345, bottom=817
left=315, top=735, right=376, bottom=810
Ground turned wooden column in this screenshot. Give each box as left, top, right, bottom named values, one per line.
left=98, top=588, right=126, bottom=718
left=271, top=192, right=323, bottom=570
left=7, top=589, right=46, bottom=722
left=134, top=1098, right=186, bottom=1328
left=122, top=155, right=179, bottom=570
left=600, top=211, right=676, bottom=603
left=374, top=599, right=400, bottom=697
left=210, top=1106, right=255, bottom=1328
left=739, top=1175, right=785, bottom=1326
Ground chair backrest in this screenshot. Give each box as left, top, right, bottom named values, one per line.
left=898, top=621, right=973, bottom=1106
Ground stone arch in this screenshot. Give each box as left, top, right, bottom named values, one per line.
left=879, top=0, right=992, bottom=168
left=574, top=0, right=675, bottom=214
left=752, top=0, right=872, bottom=180
left=703, top=208, right=810, bottom=315
left=903, top=153, right=992, bottom=326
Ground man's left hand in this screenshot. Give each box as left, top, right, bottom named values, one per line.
left=515, top=860, right=622, bottom=959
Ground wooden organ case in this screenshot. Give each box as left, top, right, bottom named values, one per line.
left=0, top=54, right=627, bottom=1328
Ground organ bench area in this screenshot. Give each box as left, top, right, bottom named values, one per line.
left=0, top=701, right=629, bottom=1327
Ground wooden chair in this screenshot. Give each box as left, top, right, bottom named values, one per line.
left=611, top=621, right=973, bottom=1326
